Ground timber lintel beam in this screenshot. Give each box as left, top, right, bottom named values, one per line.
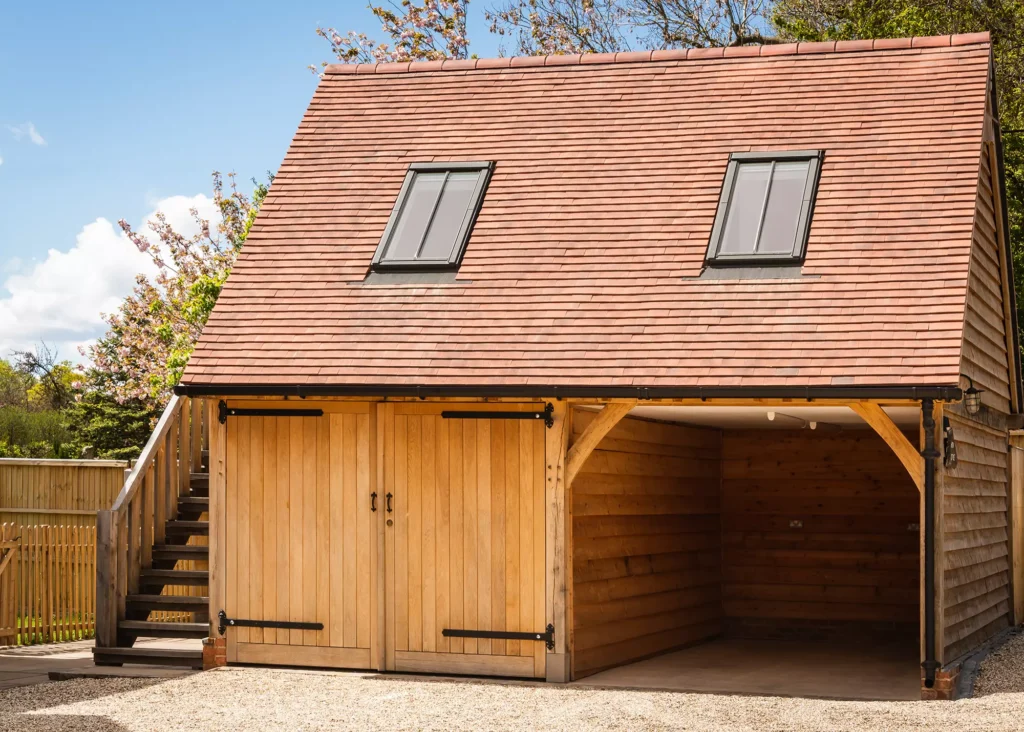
left=564, top=401, right=636, bottom=488
left=849, top=402, right=924, bottom=493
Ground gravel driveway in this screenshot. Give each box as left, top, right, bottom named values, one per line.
left=2, top=641, right=1024, bottom=732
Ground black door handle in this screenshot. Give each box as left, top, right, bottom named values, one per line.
left=371, top=492, right=377, bottom=512
left=386, top=492, right=393, bottom=513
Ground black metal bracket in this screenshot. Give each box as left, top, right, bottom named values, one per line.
left=218, top=400, right=324, bottom=424
left=218, top=610, right=324, bottom=636
left=442, top=623, right=555, bottom=650
left=441, top=403, right=555, bottom=428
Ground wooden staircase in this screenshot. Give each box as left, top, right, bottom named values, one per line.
left=94, top=398, right=210, bottom=669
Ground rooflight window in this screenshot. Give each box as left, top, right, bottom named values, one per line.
left=707, top=151, right=823, bottom=264
left=372, top=162, right=494, bottom=271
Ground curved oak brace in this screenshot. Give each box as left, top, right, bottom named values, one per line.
left=849, top=402, right=924, bottom=493
left=565, top=402, right=636, bottom=488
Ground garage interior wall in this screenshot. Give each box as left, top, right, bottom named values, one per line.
left=721, top=430, right=920, bottom=639
left=571, top=410, right=723, bottom=678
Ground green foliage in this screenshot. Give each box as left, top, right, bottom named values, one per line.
left=0, top=406, right=74, bottom=459
left=772, top=0, right=937, bottom=41
left=0, top=354, right=155, bottom=460
left=63, top=391, right=159, bottom=460
left=0, top=360, right=31, bottom=409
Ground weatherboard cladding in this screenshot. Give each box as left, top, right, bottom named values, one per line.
left=183, top=35, right=992, bottom=389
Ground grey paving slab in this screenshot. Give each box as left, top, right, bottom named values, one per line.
left=0, top=638, right=200, bottom=690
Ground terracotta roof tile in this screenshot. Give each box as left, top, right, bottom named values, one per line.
left=183, top=36, right=992, bottom=390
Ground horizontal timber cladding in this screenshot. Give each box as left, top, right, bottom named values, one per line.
left=940, top=405, right=1012, bottom=663
left=571, top=410, right=723, bottom=678
left=382, top=402, right=547, bottom=678
left=961, top=115, right=1016, bottom=416
left=224, top=402, right=377, bottom=667
left=720, top=429, right=919, bottom=635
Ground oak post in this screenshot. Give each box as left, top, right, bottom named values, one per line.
left=544, top=401, right=571, bottom=682
left=167, top=427, right=180, bottom=522
left=95, top=510, right=118, bottom=648
left=208, top=398, right=228, bottom=639
left=191, top=397, right=205, bottom=472
left=141, top=468, right=153, bottom=569
left=180, top=398, right=193, bottom=496
left=115, top=509, right=128, bottom=624
left=154, top=446, right=167, bottom=545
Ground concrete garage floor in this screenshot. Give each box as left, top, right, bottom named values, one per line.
left=575, top=637, right=921, bottom=701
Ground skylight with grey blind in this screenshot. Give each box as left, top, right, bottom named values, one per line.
left=706, top=151, right=823, bottom=264
left=371, top=162, right=494, bottom=271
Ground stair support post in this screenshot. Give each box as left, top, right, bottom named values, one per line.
left=95, top=510, right=118, bottom=648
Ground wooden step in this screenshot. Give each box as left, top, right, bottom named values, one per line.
left=140, top=569, right=209, bottom=587
left=165, top=520, right=209, bottom=536
left=190, top=473, right=209, bottom=496
left=93, top=646, right=203, bottom=669
left=127, top=594, right=208, bottom=612
left=119, top=620, right=209, bottom=638
left=178, top=495, right=209, bottom=511
left=152, top=544, right=209, bottom=562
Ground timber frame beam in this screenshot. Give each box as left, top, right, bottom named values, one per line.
left=849, top=402, right=924, bottom=492
left=565, top=402, right=637, bottom=488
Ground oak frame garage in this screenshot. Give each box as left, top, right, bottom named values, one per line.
left=95, top=33, right=1024, bottom=700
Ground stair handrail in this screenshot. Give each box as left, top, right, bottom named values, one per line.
left=96, top=395, right=207, bottom=651
left=111, top=394, right=182, bottom=512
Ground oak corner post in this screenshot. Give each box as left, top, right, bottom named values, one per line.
left=544, top=401, right=571, bottom=682
left=208, top=397, right=228, bottom=641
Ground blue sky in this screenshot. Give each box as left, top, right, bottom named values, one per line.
left=0, top=1, right=500, bottom=359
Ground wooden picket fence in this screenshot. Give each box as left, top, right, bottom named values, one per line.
left=0, top=523, right=97, bottom=646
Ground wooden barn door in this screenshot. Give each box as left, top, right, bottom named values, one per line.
left=382, top=404, right=547, bottom=678
left=224, top=403, right=378, bottom=669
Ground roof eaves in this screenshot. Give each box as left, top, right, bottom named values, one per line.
left=323, top=32, right=991, bottom=77
left=174, top=382, right=965, bottom=402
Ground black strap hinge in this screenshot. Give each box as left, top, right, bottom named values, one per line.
left=218, top=609, right=324, bottom=636
left=218, top=400, right=324, bottom=424
left=441, top=403, right=555, bottom=428
left=442, top=623, right=555, bottom=650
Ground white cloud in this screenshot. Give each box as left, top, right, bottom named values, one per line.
left=0, top=193, right=219, bottom=362
left=0, top=154, right=4, bottom=166
left=7, top=122, right=46, bottom=146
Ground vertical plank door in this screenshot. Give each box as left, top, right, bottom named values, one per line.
left=224, top=403, right=378, bottom=669
left=384, top=404, right=547, bottom=678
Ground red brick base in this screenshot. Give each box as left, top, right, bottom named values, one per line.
left=921, top=665, right=959, bottom=700
left=203, top=637, right=227, bottom=670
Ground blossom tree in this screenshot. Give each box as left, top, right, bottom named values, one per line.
left=314, top=0, right=470, bottom=70
left=486, top=0, right=629, bottom=54
left=486, top=0, right=775, bottom=55
left=318, top=2, right=774, bottom=66
left=88, top=173, right=269, bottom=411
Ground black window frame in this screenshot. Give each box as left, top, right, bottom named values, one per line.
left=705, top=150, right=824, bottom=266
left=371, top=161, right=495, bottom=272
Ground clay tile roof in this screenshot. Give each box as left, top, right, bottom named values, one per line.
left=182, top=34, right=994, bottom=393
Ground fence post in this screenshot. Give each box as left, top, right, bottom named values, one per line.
left=95, top=510, right=118, bottom=648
